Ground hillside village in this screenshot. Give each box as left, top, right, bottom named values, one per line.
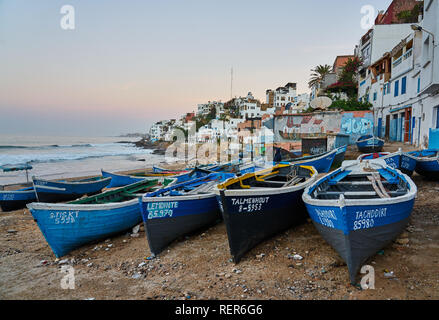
left=148, top=0, right=439, bottom=154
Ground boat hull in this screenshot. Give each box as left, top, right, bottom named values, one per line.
left=28, top=200, right=142, bottom=257
left=102, top=170, right=146, bottom=188
left=305, top=198, right=415, bottom=284
left=217, top=189, right=308, bottom=263
left=332, top=146, right=347, bottom=169
left=0, top=188, right=36, bottom=212
left=359, top=153, right=417, bottom=176
left=33, top=177, right=111, bottom=203
left=415, top=159, right=439, bottom=179
left=141, top=194, right=221, bottom=256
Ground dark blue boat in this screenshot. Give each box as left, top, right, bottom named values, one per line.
left=27, top=178, right=173, bottom=258
left=140, top=172, right=235, bottom=256
left=33, top=176, right=112, bottom=203
left=214, top=164, right=318, bottom=263
left=407, top=149, right=439, bottom=179
left=357, top=149, right=417, bottom=176
left=356, top=135, right=385, bottom=153
left=302, top=160, right=417, bottom=284
left=0, top=185, right=37, bottom=212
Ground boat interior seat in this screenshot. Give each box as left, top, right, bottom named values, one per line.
left=328, top=170, right=351, bottom=185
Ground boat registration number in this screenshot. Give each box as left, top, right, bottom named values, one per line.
left=1, top=194, right=15, bottom=201
left=146, top=201, right=179, bottom=219
left=50, top=211, right=79, bottom=224
left=230, top=197, right=270, bottom=213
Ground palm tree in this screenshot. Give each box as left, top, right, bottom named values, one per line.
left=308, top=64, right=332, bottom=89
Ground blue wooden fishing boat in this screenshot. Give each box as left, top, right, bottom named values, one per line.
left=281, top=146, right=339, bottom=173
left=302, top=160, right=417, bottom=284
left=407, top=149, right=439, bottom=180
left=356, top=135, right=385, bottom=153
left=140, top=172, right=236, bottom=256
left=102, top=167, right=209, bottom=188
left=33, top=176, right=112, bottom=203
left=332, top=145, right=348, bottom=169
left=102, top=170, right=146, bottom=188
left=357, top=149, right=417, bottom=176
left=1, top=163, right=36, bottom=211
left=27, top=178, right=174, bottom=258
left=0, top=185, right=36, bottom=212
left=214, top=164, right=318, bottom=263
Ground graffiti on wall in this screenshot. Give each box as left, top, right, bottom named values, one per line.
left=340, top=112, right=374, bottom=144
left=266, top=111, right=373, bottom=145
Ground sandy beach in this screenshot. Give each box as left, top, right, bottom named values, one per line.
left=0, top=144, right=438, bottom=300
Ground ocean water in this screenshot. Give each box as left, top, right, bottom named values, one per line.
left=0, top=135, right=167, bottom=185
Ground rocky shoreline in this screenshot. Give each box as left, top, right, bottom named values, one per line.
left=133, top=139, right=171, bottom=155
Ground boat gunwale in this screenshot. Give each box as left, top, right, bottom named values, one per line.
left=32, top=176, right=112, bottom=186
left=302, top=161, right=417, bottom=207
left=213, top=165, right=318, bottom=197
left=356, top=135, right=385, bottom=144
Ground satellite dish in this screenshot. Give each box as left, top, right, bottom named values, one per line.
left=310, top=96, right=332, bottom=110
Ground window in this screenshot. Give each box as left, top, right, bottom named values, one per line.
left=373, top=92, right=377, bottom=101
left=401, top=77, right=407, bottom=94
left=387, top=84, right=391, bottom=94
left=417, top=77, right=421, bottom=93
left=394, top=80, right=399, bottom=97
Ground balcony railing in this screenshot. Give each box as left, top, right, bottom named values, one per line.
left=393, top=56, right=402, bottom=68
left=403, top=48, right=413, bottom=60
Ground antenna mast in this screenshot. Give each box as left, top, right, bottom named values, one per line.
left=230, top=67, right=233, bottom=100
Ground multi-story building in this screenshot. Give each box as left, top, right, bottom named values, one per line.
left=266, top=83, right=297, bottom=107
left=365, top=0, right=439, bottom=148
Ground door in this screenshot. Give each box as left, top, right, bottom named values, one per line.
left=385, top=115, right=390, bottom=139
left=404, top=108, right=411, bottom=143
left=377, top=118, right=382, bottom=138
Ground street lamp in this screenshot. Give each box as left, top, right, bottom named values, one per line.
left=411, top=24, right=435, bottom=44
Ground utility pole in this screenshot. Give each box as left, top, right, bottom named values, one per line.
left=230, top=67, right=233, bottom=100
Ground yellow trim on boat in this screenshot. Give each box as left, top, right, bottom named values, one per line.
left=218, top=164, right=312, bottom=190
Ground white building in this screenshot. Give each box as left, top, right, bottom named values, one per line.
left=357, top=23, right=415, bottom=102
left=266, top=83, right=297, bottom=107
left=366, top=0, right=439, bottom=148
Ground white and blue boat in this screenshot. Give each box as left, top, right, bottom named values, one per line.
left=407, top=149, right=439, bottom=180
left=27, top=178, right=174, bottom=258
left=140, top=172, right=236, bottom=256
left=302, top=160, right=417, bottom=284
left=357, top=149, right=417, bottom=176
left=214, top=164, right=318, bottom=263
left=33, top=176, right=112, bottom=203
left=356, top=135, right=385, bottom=153
left=0, top=185, right=37, bottom=212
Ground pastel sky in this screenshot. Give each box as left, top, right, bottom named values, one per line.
left=0, top=0, right=392, bottom=136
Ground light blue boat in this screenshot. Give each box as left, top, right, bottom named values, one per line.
left=140, top=172, right=235, bottom=256
left=27, top=178, right=174, bottom=258
left=407, top=149, right=439, bottom=180
left=302, top=160, right=417, bottom=284
left=357, top=149, right=417, bottom=176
